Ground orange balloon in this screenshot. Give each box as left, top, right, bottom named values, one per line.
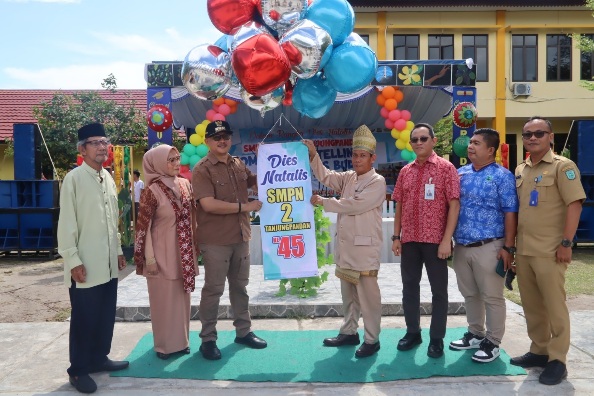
left=394, top=86, right=400, bottom=90
left=382, top=86, right=396, bottom=99
left=224, top=98, right=237, bottom=106
left=213, top=97, right=225, bottom=106
left=376, top=94, right=386, bottom=106
left=394, top=90, right=404, bottom=102
left=384, top=98, right=397, bottom=111
left=230, top=106, right=237, bottom=114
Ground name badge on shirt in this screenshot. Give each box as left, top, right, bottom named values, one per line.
left=529, top=190, right=539, bottom=206
left=425, top=178, right=435, bottom=200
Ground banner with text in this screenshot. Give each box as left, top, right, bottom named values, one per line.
left=257, top=142, right=318, bottom=280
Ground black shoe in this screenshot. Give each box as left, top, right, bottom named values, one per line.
left=88, top=358, right=129, bottom=373
left=157, top=346, right=190, bottom=360
left=69, top=374, right=97, bottom=394
left=427, top=338, right=444, bottom=358
left=397, top=332, right=422, bottom=351
left=200, top=341, right=222, bottom=360
left=539, top=360, right=568, bottom=385
left=235, top=332, right=268, bottom=349
left=510, top=352, right=549, bottom=368
left=355, top=342, right=380, bottom=358
left=323, top=333, right=360, bottom=347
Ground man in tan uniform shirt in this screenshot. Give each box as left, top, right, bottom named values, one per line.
left=511, top=117, right=586, bottom=386
left=304, top=125, right=386, bottom=358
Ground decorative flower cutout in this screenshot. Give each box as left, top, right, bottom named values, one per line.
left=398, top=65, right=423, bottom=86
left=455, top=65, right=477, bottom=86
left=453, top=101, right=477, bottom=128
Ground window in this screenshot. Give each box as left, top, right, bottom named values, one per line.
left=547, top=35, right=572, bottom=81
left=359, top=34, right=369, bottom=45
left=581, top=34, right=594, bottom=81
left=393, top=35, right=419, bottom=60
left=512, top=35, right=538, bottom=81
left=462, top=35, right=488, bottom=81
left=428, top=35, right=454, bottom=59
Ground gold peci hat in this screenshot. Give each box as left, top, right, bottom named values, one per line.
left=352, top=125, right=376, bottom=154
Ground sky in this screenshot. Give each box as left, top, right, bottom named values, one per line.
left=0, top=0, right=221, bottom=89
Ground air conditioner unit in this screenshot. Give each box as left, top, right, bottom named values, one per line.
left=513, top=83, right=532, bottom=96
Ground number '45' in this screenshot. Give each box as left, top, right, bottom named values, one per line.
left=271, top=235, right=305, bottom=259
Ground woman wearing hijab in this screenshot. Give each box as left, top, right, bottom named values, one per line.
left=134, top=144, right=199, bottom=359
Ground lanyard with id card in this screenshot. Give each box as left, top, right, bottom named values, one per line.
left=425, top=177, right=435, bottom=200
left=529, top=175, right=542, bottom=206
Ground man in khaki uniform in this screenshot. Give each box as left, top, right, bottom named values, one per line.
left=511, top=116, right=586, bottom=386
left=303, top=125, right=386, bottom=358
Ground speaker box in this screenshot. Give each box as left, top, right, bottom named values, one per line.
left=13, top=123, right=41, bottom=180
left=569, top=120, right=594, bottom=175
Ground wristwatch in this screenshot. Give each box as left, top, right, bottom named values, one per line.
left=391, top=235, right=401, bottom=241
left=561, top=239, right=573, bottom=248
left=502, top=246, right=516, bottom=254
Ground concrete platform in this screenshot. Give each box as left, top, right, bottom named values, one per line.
left=116, top=264, right=478, bottom=321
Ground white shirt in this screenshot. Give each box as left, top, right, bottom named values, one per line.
left=134, top=179, right=144, bottom=202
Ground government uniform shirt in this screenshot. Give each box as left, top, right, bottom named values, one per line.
left=515, top=150, right=586, bottom=257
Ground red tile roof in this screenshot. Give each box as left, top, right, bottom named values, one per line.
left=0, top=90, right=147, bottom=141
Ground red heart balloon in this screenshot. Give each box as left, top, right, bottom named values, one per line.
left=232, top=34, right=291, bottom=96
left=207, top=0, right=257, bottom=34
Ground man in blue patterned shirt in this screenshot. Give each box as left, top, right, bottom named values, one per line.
left=450, top=128, right=518, bottom=363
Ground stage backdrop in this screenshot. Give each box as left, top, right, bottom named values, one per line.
left=257, top=142, right=317, bottom=280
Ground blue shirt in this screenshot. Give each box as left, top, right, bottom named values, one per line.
left=454, top=162, right=518, bottom=245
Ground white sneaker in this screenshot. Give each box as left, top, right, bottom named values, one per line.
left=449, top=331, right=484, bottom=350
left=472, top=338, right=500, bottom=363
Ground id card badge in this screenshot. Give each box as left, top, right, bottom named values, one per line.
left=425, top=178, right=435, bottom=200
left=529, top=189, right=539, bottom=206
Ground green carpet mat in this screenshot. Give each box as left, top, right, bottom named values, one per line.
left=112, top=328, right=525, bottom=383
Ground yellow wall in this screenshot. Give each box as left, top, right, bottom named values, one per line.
left=0, top=144, right=13, bottom=180
left=355, top=8, right=594, bottom=168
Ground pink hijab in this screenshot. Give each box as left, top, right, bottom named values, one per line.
left=143, top=144, right=181, bottom=198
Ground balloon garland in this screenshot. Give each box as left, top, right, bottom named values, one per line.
left=376, top=86, right=417, bottom=163
left=182, top=0, right=378, bottom=119
left=178, top=97, right=241, bottom=181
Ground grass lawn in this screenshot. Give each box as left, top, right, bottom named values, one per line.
left=504, top=248, right=594, bottom=306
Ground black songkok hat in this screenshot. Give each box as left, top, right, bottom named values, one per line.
left=78, top=123, right=106, bottom=141
left=205, top=120, right=233, bottom=138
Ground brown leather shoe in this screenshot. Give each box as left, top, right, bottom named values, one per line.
left=355, top=342, right=380, bottom=358
left=323, top=333, right=360, bottom=347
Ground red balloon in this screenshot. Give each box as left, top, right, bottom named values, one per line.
left=207, top=0, right=256, bottom=34
left=280, top=41, right=303, bottom=67
left=206, top=109, right=217, bottom=121
left=400, top=110, right=412, bottom=121
left=232, top=33, right=291, bottom=96
left=385, top=119, right=394, bottom=129
left=283, top=80, right=294, bottom=106
left=146, top=104, right=173, bottom=133
left=219, top=104, right=231, bottom=116
left=213, top=113, right=226, bottom=121
left=380, top=107, right=389, bottom=119
left=394, top=119, right=407, bottom=131
left=180, top=165, right=190, bottom=173
left=389, top=109, right=401, bottom=121
left=76, top=154, right=83, bottom=166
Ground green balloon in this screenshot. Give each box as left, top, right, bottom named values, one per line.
left=183, top=143, right=196, bottom=156
left=196, top=143, right=209, bottom=157
left=189, top=154, right=202, bottom=169
left=401, top=149, right=412, bottom=161
left=453, top=135, right=470, bottom=158
left=180, top=152, right=190, bottom=165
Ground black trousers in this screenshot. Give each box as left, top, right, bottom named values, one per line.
left=67, top=278, right=118, bottom=377
left=401, top=242, right=449, bottom=339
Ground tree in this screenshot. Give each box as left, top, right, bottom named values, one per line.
left=433, top=114, right=453, bottom=157
left=573, top=0, right=594, bottom=91
left=32, top=75, right=147, bottom=177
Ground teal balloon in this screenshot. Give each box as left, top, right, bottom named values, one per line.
left=189, top=154, right=201, bottom=169
left=183, top=143, right=196, bottom=156
left=196, top=143, right=209, bottom=157
left=324, top=41, right=378, bottom=94
left=306, top=0, right=355, bottom=47
left=180, top=152, right=190, bottom=165
left=401, top=149, right=413, bottom=162
left=293, top=72, right=337, bottom=119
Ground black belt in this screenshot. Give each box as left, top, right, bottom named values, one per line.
left=461, top=237, right=502, bottom=248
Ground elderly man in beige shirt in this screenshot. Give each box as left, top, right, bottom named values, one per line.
left=303, top=125, right=386, bottom=358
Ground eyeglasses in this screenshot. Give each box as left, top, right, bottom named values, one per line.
left=410, top=136, right=430, bottom=144
left=167, top=156, right=181, bottom=164
left=522, top=131, right=549, bottom=139
left=212, top=134, right=231, bottom=142
left=86, top=139, right=110, bottom=147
